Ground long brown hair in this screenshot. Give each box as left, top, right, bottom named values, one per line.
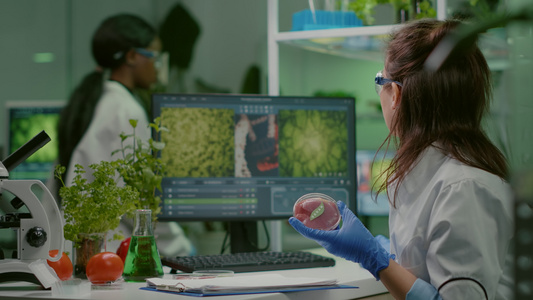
left=375, top=19, right=508, bottom=207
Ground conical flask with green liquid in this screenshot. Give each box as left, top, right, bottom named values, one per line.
left=123, top=209, right=164, bottom=281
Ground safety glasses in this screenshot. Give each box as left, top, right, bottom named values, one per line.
left=135, top=48, right=165, bottom=69
left=135, top=48, right=160, bottom=59
left=375, top=71, right=402, bottom=95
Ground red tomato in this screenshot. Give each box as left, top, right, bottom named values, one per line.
left=47, top=250, right=73, bottom=281
left=86, top=252, right=124, bottom=284
left=116, top=237, right=131, bottom=264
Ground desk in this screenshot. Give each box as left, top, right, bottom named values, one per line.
left=0, top=248, right=389, bottom=300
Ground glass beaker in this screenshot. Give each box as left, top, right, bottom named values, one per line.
left=74, top=233, right=106, bottom=279
left=123, top=209, right=164, bottom=281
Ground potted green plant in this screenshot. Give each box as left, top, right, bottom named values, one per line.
left=349, top=0, right=389, bottom=25
left=54, top=161, right=139, bottom=277
left=113, top=117, right=168, bottom=225
left=349, top=0, right=436, bottom=25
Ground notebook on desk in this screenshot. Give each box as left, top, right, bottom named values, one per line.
left=143, top=274, right=358, bottom=296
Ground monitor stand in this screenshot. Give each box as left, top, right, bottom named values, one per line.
left=229, top=221, right=258, bottom=253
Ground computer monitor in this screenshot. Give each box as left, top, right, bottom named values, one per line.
left=151, top=93, right=356, bottom=252
left=356, top=149, right=395, bottom=216
left=4, top=100, right=64, bottom=181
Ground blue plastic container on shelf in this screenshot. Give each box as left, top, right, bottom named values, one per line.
left=291, top=9, right=363, bottom=31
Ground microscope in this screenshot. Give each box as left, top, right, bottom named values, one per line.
left=0, top=131, right=64, bottom=288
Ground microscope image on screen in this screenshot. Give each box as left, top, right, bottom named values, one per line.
left=5, top=101, right=64, bottom=181
left=356, top=150, right=394, bottom=216
left=356, top=152, right=394, bottom=194
left=159, top=107, right=235, bottom=178
left=9, top=114, right=59, bottom=164
left=278, top=109, right=348, bottom=178
left=150, top=94, right=356, bottom=222
left=235, top=114, right=278, bottom=178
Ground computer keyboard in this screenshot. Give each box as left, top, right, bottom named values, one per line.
left=161, top=251, right=336, bottom=273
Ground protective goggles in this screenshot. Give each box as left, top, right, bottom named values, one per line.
left=375, top=71, right=402, bottom=94
left=135, top=48, right=165, bottom=69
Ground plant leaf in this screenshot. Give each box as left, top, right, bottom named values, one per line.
left=129, top=119, right=138, bottom=128
left=152, top=141, right=165, bottom=150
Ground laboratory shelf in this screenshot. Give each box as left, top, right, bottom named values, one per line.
left=273, top=24, right=396, bottom=41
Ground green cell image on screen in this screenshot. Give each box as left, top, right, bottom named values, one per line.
left=370, top=158, right=393, bottom=192
left=9, top=113, right=59, bottom=164
left=278, top=109, right=348, bottom=177
left=160, top=107, right=235, bottom=177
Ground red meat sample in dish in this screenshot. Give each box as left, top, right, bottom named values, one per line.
left=293, top=194, right=340, bottom=231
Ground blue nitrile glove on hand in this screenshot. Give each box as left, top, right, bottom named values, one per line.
left=289, top=201, right=392, bottom=280
left=375, top=235, right=391, bottom=252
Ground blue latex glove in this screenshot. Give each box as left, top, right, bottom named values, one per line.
left=375, top=235, right=391, bottom=252
left=289, top=201, right=391, bottom=280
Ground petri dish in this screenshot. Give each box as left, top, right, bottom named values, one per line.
left=293, top=193, right=341, bottom=231
left=51, top=279, right=91, bottom=296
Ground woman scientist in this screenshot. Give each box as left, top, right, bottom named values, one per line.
left=58, top=14, right=159, bottom=181
left=56, top=14, right=193, bottom=257
left=289, top=19, right=513, bottom=299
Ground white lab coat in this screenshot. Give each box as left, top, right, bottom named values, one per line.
left=65, top=80, right=193, bottom=256
left=389, top=146, right=514, bottom=300
left=65, top=80, right=149, bottom=183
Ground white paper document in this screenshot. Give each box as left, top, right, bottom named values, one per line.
left=146, top=274, right=339, bottom=294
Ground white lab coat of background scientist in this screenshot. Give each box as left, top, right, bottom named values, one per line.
left=64, top=80, right=193, bottom=257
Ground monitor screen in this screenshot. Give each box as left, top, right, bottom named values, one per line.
left=356, top=149, right=395, bottom=216
left=151, top=94, right=357, bottom=222
left=4, top=100, right=64, bottom=181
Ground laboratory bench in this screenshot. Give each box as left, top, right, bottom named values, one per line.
left=0, top=248, right=391, bottom=300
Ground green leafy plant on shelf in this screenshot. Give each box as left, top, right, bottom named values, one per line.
left=413, top=0, right=437, bottom=19
left=54, top=161, right=139, bottom=246
left=349, top=0, right=436, bottom=25
left=349, top=0, right=390, bottom=25
left=113, top=117, right=169, bottom=225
